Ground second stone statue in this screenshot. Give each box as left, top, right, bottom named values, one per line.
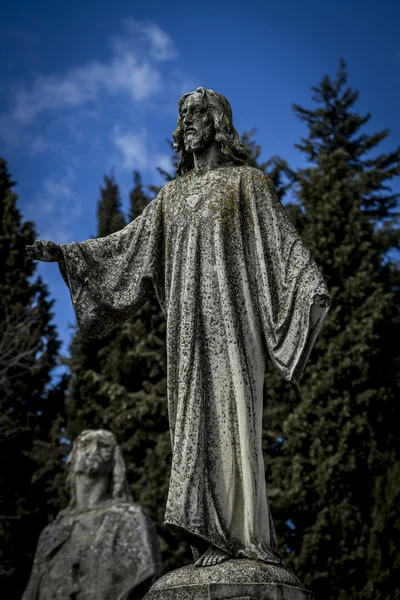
left=22, top=429, right=162, bottom=600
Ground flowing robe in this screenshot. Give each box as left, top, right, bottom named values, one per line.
left=58, top=165, right=330, bottom=563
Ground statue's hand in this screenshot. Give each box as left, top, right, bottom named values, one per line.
left=26, top=240, right=63, bottom=262
left=314, top=294, right=330, bottom=309
left=310, top=294, right=330, bottom=327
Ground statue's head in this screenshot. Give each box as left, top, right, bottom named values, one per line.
left=65, top=429, right=132, bottom=511
left=173, top=87, right=248, bottom=177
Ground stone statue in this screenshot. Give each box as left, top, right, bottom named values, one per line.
left=27, top=88, right=330, bottom=595
left=22, top=430, right=162, bottom=600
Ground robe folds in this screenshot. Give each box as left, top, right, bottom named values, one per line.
left=59, top=165, right=330, bottom=563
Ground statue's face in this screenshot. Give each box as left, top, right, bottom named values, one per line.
left=73, top=431, right=115, bottom=476
left=180, top=94, right=215, bottom=153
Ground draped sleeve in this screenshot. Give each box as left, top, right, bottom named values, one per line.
left=243, top=168, right=330, bottom=382
left=58, top=189, right=165, bottom=338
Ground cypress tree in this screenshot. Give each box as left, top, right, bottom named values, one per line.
left=240, top=128, right=290, bottom=200
left=65, top=173, right=127, bottom=439
left=262, top=60, right=400, bottom=599
left=97, top=173, right=126, bottom=238
left=0, top=159, right=64, bottom=599
left=129, top=170, right=150, bottom=220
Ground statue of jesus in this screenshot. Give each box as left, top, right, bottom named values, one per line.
left=27, top=88, right=330, bottom=568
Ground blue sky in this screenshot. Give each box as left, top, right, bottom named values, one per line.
left=1, top=0, right=399, bottom=356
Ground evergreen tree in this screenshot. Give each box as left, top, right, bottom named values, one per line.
left=65, top=173, right=128, bottom=439
left=240, top=128, right=289, bottom=201
left=129, top=170, right=150, bottom=220
left=97, top=173, right=126, bottom=238
left=0, top=159, right=64, bottom=599
left=262, top=60, right=400, bottom=599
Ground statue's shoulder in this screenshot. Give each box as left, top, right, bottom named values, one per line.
left=161, top=178, right=179, bottom=194
left=105, top=502, right=157, bottom=545
left=158, top=166, right=273, bottom=190
left=238, top=164, right=273, bottom=183
left=237, top=166, right=278, bottom=200
left=32, top=514, right=73, bottom=563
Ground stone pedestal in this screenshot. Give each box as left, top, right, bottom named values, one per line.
left=144, top=559, right=314, bottom=600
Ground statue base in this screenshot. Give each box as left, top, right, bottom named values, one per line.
left=143, top=559, right=314, bottom=600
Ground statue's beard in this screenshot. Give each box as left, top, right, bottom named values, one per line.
left=184, top=131, right=214, bottom=154
left=77, top=455, right=112, bottom=476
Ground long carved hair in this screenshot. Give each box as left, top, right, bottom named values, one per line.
left=173, top=87, right=248, bottom=177
left=65, top=429, right=132, bottom=512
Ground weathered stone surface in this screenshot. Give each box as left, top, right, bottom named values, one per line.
left=26, top=88, right=329, bottom=584
left=22, top=430, right=162, bottom=600
left=144, top=559, right=314, bottom=600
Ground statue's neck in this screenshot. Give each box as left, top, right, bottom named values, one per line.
left=74, top=474, right=110, bottom=511
left=193, top=141, right=228, bottom=174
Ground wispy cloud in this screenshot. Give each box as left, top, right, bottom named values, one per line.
left=11, top=49, right=161, bottom=126
left=42, top=176, right=74, bottom=202
left=121, top=19, right=178, bottom=62
left=0, top=19, right=179, bottom=150
left=112, top=127, right=148, bottom=169
left=112, top=125, right=172, bottom=175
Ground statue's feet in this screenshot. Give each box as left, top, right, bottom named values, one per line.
left=194, top=545, right=231, bottom=567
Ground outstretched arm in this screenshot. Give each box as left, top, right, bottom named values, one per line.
left=26, top=240, right=63, bottom=262
left=25, top=189, right=166, bottom=338
left=26, top=240, right=68, bottom=284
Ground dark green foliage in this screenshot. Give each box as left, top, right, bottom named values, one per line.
left=64, top=174, right=128, bottom=439
left=0, top=159, right=65, bottom=599
left=240, top=129, right=290, bottom=201
left=129, top=170, right=150, bottom=220
left=97, top=173, right=126, bottom=238
left=261, top=60, right=400, bottom=599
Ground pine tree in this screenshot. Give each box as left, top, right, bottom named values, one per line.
left=129, top=170, right=150, bottom=220
left=262, top=60, right=400, bottom=599
left=97, top=173, right=126, bottom=238
left=0, top=159, right=64, bottom=599
left=240, top=129, right=290, bottom=201
left=64, top=173, right=127, bottom=438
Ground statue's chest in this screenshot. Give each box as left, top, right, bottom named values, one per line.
left=166, top=172, right=239, bottom=230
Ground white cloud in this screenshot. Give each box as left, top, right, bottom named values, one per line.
left=154, top=153, right=174, bottom=174
left=11, top=52, right=160, bottom=126
left=122, top=19, right=178, bottom=61
left=112, top=125, right=173, bottom=176
left=112, top=127, right=148, bottom=169
left=43, top=176, right=73, bottom=200
left=0, top=19, right=177, bottom=140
